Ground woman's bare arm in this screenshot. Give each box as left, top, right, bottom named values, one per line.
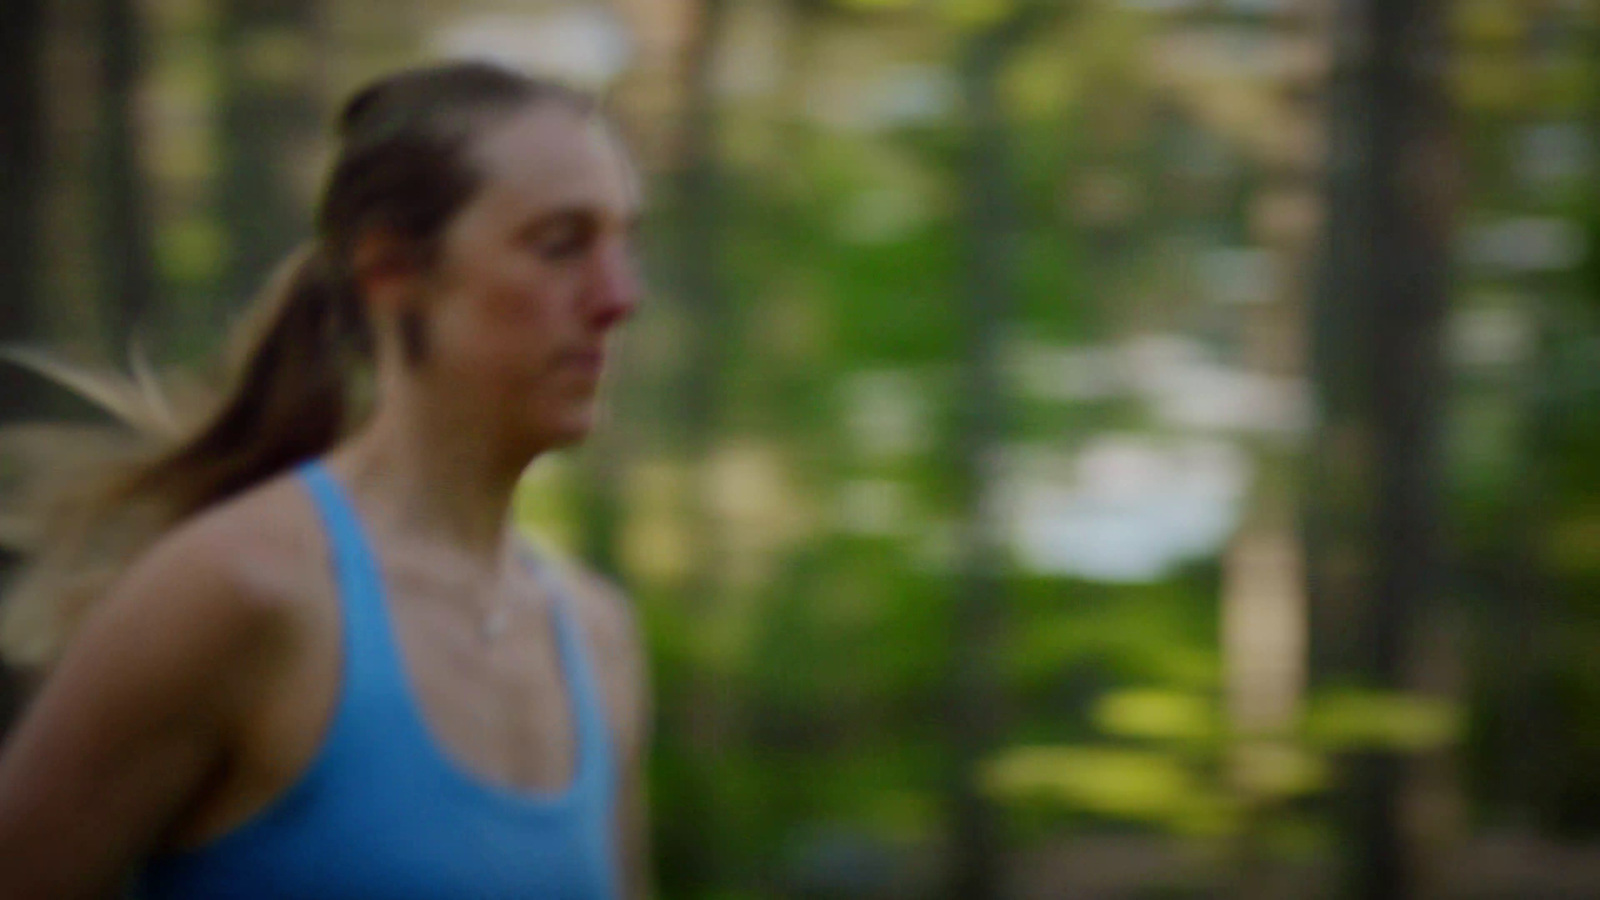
left=0, top=524, right=297, bottom=898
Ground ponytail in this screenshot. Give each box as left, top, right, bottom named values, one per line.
left=0, top=244, right=365, bottom=667
left=132, top=245, right=361, bottom=519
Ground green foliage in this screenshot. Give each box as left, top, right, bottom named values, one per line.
left=1094, top=688, right=1218, bottom=744
left=984, top=745, right=1229, bottom=831
left=155, top=219, right=227, bottom=286
left=1302, top=690, right=1463, bottom=755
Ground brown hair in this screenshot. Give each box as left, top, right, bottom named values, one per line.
left=0, top=62, right=596, bottom=666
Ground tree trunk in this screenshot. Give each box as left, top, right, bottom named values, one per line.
left=216, top=0, right=321, bottom=323
left=678, top=0, right=730, bottom=462
left=96, top=0, right=157, bottom=356
left=1307, top=1, right=1453, bottom=897
left=947, top=11, right=1036, bottom=900
left=671, top=0, right=733, bottom=892
left=0, top=0, right=48, bottom=732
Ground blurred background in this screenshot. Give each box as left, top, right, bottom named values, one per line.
left=2, top=0, right=1599, bottom=897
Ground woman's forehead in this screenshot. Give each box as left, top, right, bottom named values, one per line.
left=472, top=104, right=640, bottom=220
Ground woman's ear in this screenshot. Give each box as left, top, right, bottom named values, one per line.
left=352, top=231, right=433, bottom=367
left=350, top=230, right=421, bottom=314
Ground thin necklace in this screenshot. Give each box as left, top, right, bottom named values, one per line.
left=481, top=598, right=512, bottom=643
left=480, top=543, right=554, bottom=643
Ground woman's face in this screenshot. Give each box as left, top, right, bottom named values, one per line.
left=414, top=102, right=642, bottom=451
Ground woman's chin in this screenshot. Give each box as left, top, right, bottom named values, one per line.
left=529, top=407, right=599, bottom=453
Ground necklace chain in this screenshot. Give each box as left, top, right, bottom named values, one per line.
left=481, top=601, right=511, bottom=643
left=479, top=544, right=552, bottom=643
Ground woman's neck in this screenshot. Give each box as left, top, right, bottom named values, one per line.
left=329, top=395, right=539, bottom=568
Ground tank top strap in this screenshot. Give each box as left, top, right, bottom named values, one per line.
left=521, top=542, right=616, bottom=796
left=297, top=461, right=410, bottom=707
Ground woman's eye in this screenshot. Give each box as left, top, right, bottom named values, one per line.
left=534, top=219, right=594, bottom=260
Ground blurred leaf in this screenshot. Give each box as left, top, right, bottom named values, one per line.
left=984, top=745, right=1199, bottom=819
left=157, top=219, right=228, bottom=285
left=1093, top=688, right=1217, bottom=743
left=1302, top=689, right=1463, bottom=753
left=1232, top=742, right=1329, bottom=800
left=1000, top=38, right=1078, bottom=119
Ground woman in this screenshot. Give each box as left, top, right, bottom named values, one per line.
left=0, top=61, right=650, bottom=898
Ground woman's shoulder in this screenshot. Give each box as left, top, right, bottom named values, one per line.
left=536, top=552, right=637, bottom=656
left=523, top=543, right=644, bottom=680
left=20, top=471, right=334, bottom=752
left=114, top=470, right=329, bottom=645
left=534, top=552, right=650, bottom=745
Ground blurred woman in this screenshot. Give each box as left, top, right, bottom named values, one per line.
left=0, top=61, right=650, bottom=899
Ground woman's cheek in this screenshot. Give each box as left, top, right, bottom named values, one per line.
left=480, top=265, right=563, bottom=330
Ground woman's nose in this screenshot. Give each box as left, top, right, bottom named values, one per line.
left=585, top=240, right=641, bottom=328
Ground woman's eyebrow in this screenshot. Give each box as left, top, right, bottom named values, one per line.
left=516, top=204, right=641, bottom=239
left=518, top=206, right=595, bottom=234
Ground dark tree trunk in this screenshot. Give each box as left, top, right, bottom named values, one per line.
left=679, top=0, right=730, bottom=459
left=96, top=0, right=157, bottom=355
left=216, top=0, right=321, bottom=322
left=667, top=0, right=733, bottom=893
left=0, top=0, right=49, bottom=732
left=1307, top=1, right=1453, bottom=897
left=947, top=11, right=1038, bottom=900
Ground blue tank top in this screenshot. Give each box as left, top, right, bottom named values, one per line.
left=137, top=462, right=619, bottom=899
